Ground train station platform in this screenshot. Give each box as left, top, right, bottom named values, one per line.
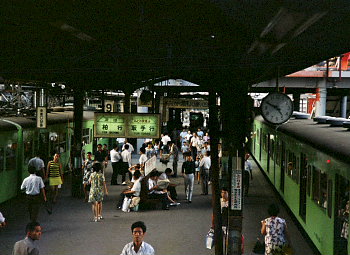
left=0, top=156, right=315, bottom=255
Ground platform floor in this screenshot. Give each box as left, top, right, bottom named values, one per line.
left=0, top=157, right=315, bottom=255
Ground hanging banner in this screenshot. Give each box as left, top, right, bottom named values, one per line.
left=94, top=113, right=160, bottom=138
left=36, top=107, right=47, bottom=129
left=231, top=170, right=242, bottom=210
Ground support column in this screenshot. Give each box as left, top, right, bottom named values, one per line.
left=124, top=91, right=131, bottom=113
left=293, top=93, right=300, bottom=112
left=341, top=96, right=348, bottom=118
left=315, top=78, right=327, bottom=117
left=209, top=90, right=223, bottom=255
left=221, top=83, right=247, bottom=255
left=71, top=89, right=84, bottom=198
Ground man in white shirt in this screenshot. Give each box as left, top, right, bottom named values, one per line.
left=199, top=151, right=211, bottom=195
left=179, top=129, right=188, bottom=145
left=21, top=166, right=47, bottom=222
left=117, top=171, right=142, bottom=209
left=161, top=132, right=171, bottom=146
left=120, top=221, right=154, bottom=255
left=28, top=155, right=45, bottom=178
left=122, top=139, right=134, bottom=154
left=13, top=222, right=42, bottom=255
left=121, top=144, right=132, bottom=184
left=190, top=133, right=200, bottom=159
left=139, top=147, right=148, bottom=171
left=110, top=144, right=121, bottom=185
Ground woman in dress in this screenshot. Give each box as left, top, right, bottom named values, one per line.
left=82, top=152, right=93, bottom=202
left=261, top=203, right=291, bottom=255
left=46, top=153, right=63, bottom=203
left=88, top=163, right=108, bottom=222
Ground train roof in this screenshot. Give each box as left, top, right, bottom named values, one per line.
left=0, top=111, right=95, bottom=131
left=256, top=116, right=350, bottom=164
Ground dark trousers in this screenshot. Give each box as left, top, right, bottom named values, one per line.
left=191, top=146, right=197, bottom=159
left=27, top=194, right=41, bottom=222
left=111, top=162, right=119, bottom=185
left=149, top=193, right=169, bottom=209
left=172, top=159, right=178, bottom=177
left=168, top=185, right=177, bottom=200
left=121, top=162, right=130, bottom=182
left=200, top=169, right=209, bottom=195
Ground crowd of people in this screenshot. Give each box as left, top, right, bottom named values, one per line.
left=2, top=126, right=264, bottom=255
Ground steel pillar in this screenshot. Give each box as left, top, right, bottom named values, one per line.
left=315, top=78, right=327, bottom=117
left=341, top=96, right=348, bottom=118
left=71, top=89, right=84, bottom=198
left=209, top=91, right=223, bottom=255
left=293, top=93, right=300, bottom=112
left=221, top=84, right=247, bottom=255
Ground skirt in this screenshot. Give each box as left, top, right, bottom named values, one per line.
left=49, top=177, right=63, bottom=186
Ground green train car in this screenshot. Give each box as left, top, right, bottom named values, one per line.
left=0, top=111, right=95, bottom=204
left=252, top=116, right=350, bottom=255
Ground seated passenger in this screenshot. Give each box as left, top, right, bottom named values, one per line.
left=117, top=170, right=142, bottom=209
left=159, top=168, right=178, bottom=201
left=129, top=164, right=144, bottom=183
left=148, top=171, right=170, bottom=210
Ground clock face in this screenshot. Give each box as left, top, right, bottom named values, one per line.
left=261, top=92, right=293, bottom=124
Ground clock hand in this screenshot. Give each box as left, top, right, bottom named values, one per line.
left=266, top=102, right=284, bottom=117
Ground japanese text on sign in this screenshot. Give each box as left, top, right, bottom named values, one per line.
left=94, top=113, right=160, bottom=138
left=231, top=170, right=242, bottom=210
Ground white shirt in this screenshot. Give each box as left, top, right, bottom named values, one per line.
left=139, top=154, right=148, bottom=165
left=148, top=178, right=156, bottom=194
left=21, top=174, right=45, bottom=195
left=28, top=157, right=45, bottom=171
left=131, top=179, right=141, bottom=197
left=158, top=172, right=168, bottom=181
left=122, top=143, right=134, bottom=153
left=110, top=149, right=121, bottom=163
left=161, top=135, right=171, bottom=146
left=0, top=211, right=5, bottom=223
left=190, top=136, right=200, bottom=147
left=120, top=241, right=155, bottom=255
left=121, top=150, right=132, bottom=167
left=199, top=156, right=211, bottom=170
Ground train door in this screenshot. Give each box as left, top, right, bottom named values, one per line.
left=279, top=141, right=285, bottom=193
left=299, top=153, right=307, bottom=221
left=334, top=174, right=349, bottom=255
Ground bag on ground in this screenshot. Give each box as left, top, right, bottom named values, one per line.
left=206, top=228, right=215, bottom=249
left=252, top=238, right=265, bottom=254
left=121, top=197, right=132, bottom=212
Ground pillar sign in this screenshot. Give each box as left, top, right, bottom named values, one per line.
left=231, top=170, right=242, bottom=210
left=36, top=107, right=47, bottom=128
left=105, top=100, right=114, bottom=112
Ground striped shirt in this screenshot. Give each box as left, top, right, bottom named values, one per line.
left=48, top=161, right=61, bottom=178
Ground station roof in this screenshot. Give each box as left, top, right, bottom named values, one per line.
left=1, top=1, right=350, bottom=92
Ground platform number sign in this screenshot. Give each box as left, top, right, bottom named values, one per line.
left=105, top=100, right=114, bottom=112
left=36, top=107, right=47, bottom=129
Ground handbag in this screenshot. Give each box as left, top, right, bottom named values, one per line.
left=160, top=154, right=170, bottom=164
left=121, top=197, right=132, bottom=212
left=252, top=238, right=265, bottom=254
left=206, top=228, right=215, bottom=249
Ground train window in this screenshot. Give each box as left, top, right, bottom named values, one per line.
left=275, top=140, right=280, bottom=166
left=327, top=179, right=332, bottom=218
left=312, top=167, right=329, bottom=211
left=307, top=166, right=312, bottom=196
left=0, top=147, right=4, bottom=172
left=82, top=128, right=91, bottom=145
left=270, top=138, right=275, bottom=161
left=286, top=151, right=298, bottom=183
left=5, top=143, right=17, bottom=171
left=24, top=141, right=33, bottom=165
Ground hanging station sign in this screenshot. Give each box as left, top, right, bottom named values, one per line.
left=36, top=107, right=47, bottom=129
left=94, top=113, right=160, bottom=138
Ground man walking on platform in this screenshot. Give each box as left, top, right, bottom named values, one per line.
left=121, top=144, right=132, bottom=184
left=94, top=144, right=108, bottom=171
left=13, top=222, right=42, bottom=255
left=21, top=166, right=47, bottom=222
left=199, top=151, right=211, bottom=195
left=28, top=154, right=45, bottom=179
left=120, top=221, right=154, bottom=255
left=110, top=144, right=121, bottom=185
left=170, top=141, right=179, bottom=177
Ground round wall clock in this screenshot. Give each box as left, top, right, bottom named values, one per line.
left=260, top=92, right=293, bottom=125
